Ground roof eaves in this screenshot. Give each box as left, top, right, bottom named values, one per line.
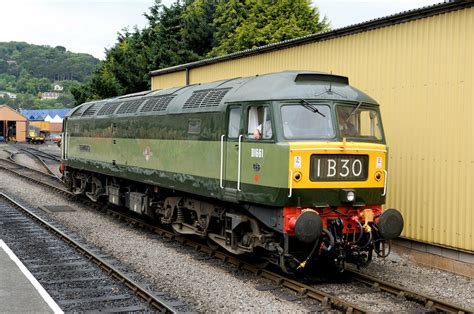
left=150, top=0, right=473, bottom=77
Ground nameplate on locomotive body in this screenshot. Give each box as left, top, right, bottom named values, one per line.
left=79, top=144, right=91, bottom=152
left=310, top=154, right=368, bottom=181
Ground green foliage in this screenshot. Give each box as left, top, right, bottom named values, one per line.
left=0, top=41, right=100, bottom=109
left=74, top=0, right=330, bottom=104
left=210, top=0, right=247, bottom=56
left=210, top=0, right=329, bottom=55
left=0, top=42, right=99, bottom=82
left=144, top=1, right=198, bottom=70
left=180, top=0, right=217, bottom=57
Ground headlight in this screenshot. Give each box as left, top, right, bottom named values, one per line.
left=346, top=191, right=355, bottom=202
left=341, top=189, right=356, bottom=202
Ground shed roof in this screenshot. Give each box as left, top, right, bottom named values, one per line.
left=150, top=0, right=474, bottom=77
left=20, top=109, right=71, bottom=121
left=0, top=105, right=27, bottom=121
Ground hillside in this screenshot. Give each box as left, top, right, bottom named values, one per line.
left=0, top=41, right=100, bottom=109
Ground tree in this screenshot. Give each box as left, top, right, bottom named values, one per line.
left=210, top=0, right=247, bottom=56
left=144, top=0, right=197, bottom=71
left=71, top=0, right=331, bottom=104
left=0, top=41, right=100, bottom=108
left=210, top=0, right=329, bottom=56
left=80, top=0, right=203, bottom=100
left=101, top=28, right=150, bottom=94
left=71, top=84, right=94, bottom=106
left=180, top=0, right=217, bottom=57
left=55, top=46, right=66, bottom=53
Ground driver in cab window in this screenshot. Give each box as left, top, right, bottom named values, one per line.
left=248, top=106, right=272, bottom=140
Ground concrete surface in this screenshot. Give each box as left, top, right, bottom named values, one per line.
left=0, top=240, right=60, bottom=313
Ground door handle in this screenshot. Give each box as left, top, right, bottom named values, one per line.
left=234, top=144, right=239, bottom=150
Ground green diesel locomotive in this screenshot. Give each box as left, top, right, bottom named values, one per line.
left=61, top=71, right=403, bottom=273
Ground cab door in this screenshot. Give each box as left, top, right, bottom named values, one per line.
left=221, top=105, right=242, bottom=202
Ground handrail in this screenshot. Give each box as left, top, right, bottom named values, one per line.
left=288, top=170, right=293, bottom=197
left=382, top=169, right=388, bottom=196
left=219, top=135, right=225, bottom=189
left=237, top=135, right=242, bottom=191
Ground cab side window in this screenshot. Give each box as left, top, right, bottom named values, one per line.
left=228, top=108, right=241, bottom=138
left=247, top=106, right=273, bottom=140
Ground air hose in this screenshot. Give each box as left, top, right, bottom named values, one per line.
left=297, top=229, right=334, bottom=270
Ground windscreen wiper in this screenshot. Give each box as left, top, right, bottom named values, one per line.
left=346, top=102, right=362, bottom=122
left=300, top=99, right=326, bottom=117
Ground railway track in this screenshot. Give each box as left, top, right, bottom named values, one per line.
left=8, top=144, right=61, bottom=178
left=345, top=270, right=470, bottom=313
left=17, top=148, right=59, bottom=176
left=0, top=192, right=181, bottom=313
left=0, top=149, right=471, bottom=313
left=19, top=145, right=61, bottom=162
left=0, top=157, right=64, bottom=190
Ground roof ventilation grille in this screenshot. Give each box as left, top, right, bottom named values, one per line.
left=116, top=100, right=143, bottom=114
left=97, top=102, right=122, bottom=116
left=71, top=105, right=88, bottom=117
left=81, top=102, right=104, bottom=117
left=140, top=95, right=175, bottom=112
left=183, top=88, right=230, bottom=109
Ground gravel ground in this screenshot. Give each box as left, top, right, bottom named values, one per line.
left=1, top=144, right=472, bottom=312
left=356, top=251, right=474, bottom=311
left=316, top=281, right=422, bottom=312
left=0, top=170, right=315, bottom=312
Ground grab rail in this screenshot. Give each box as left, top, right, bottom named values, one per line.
left=382, top=169, right=388, bottom=196
left=288, top=170, right=293, bottom=198
left=237, top=135, right=242, bottom=191
left=219, top=135, right=225, bottom=189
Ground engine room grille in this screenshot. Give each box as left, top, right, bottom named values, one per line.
left=97, top=102, right=122, bottom=116
left=183, top=88, right=230, bottom=109
left=116, top=100, right=143, bottom=114
left=81, top=102, right=104, bottom=117
left=71, top=105, right=88, bottom=117
left=140, top=96, right=175, bottom=112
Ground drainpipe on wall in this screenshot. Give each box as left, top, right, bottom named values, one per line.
left=185, top=67, right=190, bottom=85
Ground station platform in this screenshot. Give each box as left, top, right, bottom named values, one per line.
left=0, top=240, right=62, bottom=313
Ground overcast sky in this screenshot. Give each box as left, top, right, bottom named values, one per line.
left=0, top=0, right=443, bottom=60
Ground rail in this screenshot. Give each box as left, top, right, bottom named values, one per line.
left=16, top=148, right=59, bottom=178
left=1, top=154, right=61, bottom=182
left=346, top=269, right=471, bottom=313
left=0, top=192, right=179, bottom=313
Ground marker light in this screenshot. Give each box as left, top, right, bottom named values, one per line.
left=293, top=171, right=302, bottom=182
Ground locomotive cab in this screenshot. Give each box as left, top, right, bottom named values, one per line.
left=275, top=99, right=403, bottom=272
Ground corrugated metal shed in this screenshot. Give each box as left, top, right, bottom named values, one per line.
left=149, top=1, right=474, bottom=252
